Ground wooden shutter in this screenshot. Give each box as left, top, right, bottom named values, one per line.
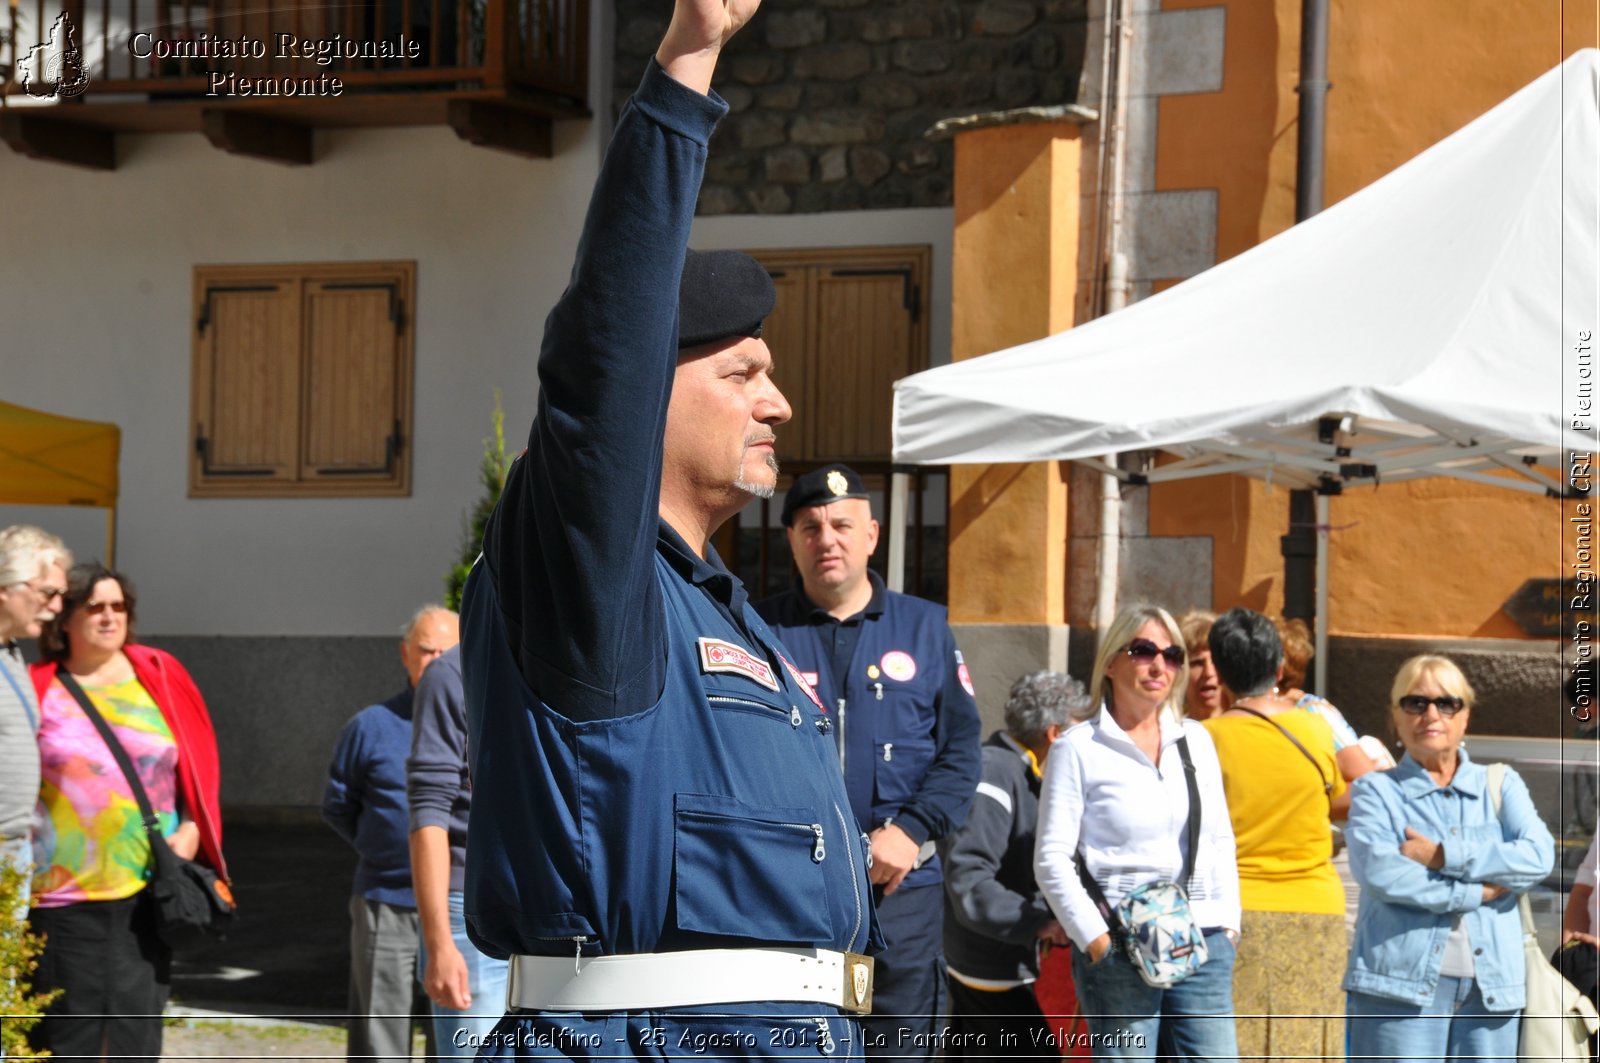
left=302, top=280, right=405, bottom=481
left=190, top=262, right=414, bottom=497
left=749, top=246, right=929, bottom=465
left=192, top=280, right=300, bottom=483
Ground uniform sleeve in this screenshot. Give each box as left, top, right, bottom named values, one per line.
left=892, top=627, right=982, bottom=846
left=321, top=716, right=365, bottom=848
left=1439, top=766, right=1554, bottom=891
left=1347, top=774, right=1485, bottom=914
left=479, top=60, right=729, bottom=723
left=1034, top=738, right=1108, bottom=951
left=408, top=657, right=466, bottom=833
left=942, top=751, right=1054, bottom=945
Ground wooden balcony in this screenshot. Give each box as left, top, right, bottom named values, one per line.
left=0, top=0, right=588, bottom=168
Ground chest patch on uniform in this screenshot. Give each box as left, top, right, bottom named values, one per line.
left=777, top=653, right=825, bottom=712
left=697, top=637, right=780, bottom=691
left=880, top=650, right=917, bottom=683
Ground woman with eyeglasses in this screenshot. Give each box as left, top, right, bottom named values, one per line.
left=1344, top=654, right=1554, bottom=1062
left=25, top=562, right=226, bottom=1061
left=1034, top=603, right=1240, bottom=1060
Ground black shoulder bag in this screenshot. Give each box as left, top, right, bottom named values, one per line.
left=59, top=671, right=235, bottom=947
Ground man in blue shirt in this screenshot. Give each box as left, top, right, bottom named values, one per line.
left=458, top=0, right=880, bottom=1057
left=323, top=604, right=456, bottom=1063
left=756, top=464, right=982, bottom=1058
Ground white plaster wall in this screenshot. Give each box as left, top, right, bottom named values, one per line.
left=0, top=89, right=956, bottom=635
left=0, top=92, right=607, bottom=637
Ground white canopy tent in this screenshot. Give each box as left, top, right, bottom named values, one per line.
left=890, top=49, right=1598, bottom=683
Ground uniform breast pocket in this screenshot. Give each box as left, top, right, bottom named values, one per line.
left=871, top=735, right=936, bottom=808
left=673, top=792, right=835, bottom=944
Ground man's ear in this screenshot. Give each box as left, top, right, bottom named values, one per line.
left=866, top=518, right=881, bottom=556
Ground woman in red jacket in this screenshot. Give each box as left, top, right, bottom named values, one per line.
left=27, top=562, right=225, bottom=1060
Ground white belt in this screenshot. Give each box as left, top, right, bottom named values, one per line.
left=507, top=948, right=875, bottom=1015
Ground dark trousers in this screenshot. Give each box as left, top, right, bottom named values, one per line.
left=28, top=892, right=171, bottom=1061
left=862, top=882, right=947, bottom=1060
left=946, top=977, right=1055, bottom=1061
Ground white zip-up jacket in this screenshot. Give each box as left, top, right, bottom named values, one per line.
left=1034, top=704, right=1241, bottom=951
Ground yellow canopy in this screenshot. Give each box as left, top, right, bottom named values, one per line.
left=0, top=400, right=120, bottom=562
left=0, top=400, right=120, bottom=508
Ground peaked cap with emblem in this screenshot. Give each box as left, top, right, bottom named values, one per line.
left=677, top=249, right=776, bottom=349
left=781, top=463, right=871, bottom=526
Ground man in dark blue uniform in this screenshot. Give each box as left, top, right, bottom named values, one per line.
left=458, top=1, right=880, bottom=1058
left=756, top=464, right=982, bottom=1058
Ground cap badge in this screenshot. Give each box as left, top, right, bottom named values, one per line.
left=827, top=470, right=849, bottom=496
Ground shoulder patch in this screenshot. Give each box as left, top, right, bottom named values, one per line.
left=776, top=653, right=825, bottom=711
left=957, top=661, right=975, bottom=697
left=697, top=638, right=779, bottom=692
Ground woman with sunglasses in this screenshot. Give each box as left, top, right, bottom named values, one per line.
left=1035, top=603, right=1240, bottom=1060
left=1344, top=654, right=1553, bottom=1062
left=25, top=563, right=226, bottom=1060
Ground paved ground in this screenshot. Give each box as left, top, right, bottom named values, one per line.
left=160, top=819, right=435, bottom=1059
left=172, top=820, right=356, bottom=1018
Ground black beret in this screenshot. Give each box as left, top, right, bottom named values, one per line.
left=781, top=463, right=871, bottom=526
left=678, top=249, right=776, bottom=349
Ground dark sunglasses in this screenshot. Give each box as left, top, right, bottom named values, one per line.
left=1398, top=694, right=1465, bottom=717
left=1124, top=638, right=1185, bottom=668
left=83, top=600, right=128, bottom=616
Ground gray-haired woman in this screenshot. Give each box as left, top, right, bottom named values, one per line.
left=942, top=670, right=1090, bottom=1058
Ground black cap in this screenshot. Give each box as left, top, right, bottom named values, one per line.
left=677, top=249, right=776, bottom=349
left=781, top=464, right=871, bottom=526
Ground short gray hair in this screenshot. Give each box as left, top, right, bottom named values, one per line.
left=1004, top=670, right=1090, bottom=747
left=0, top=525, right=72, bottom=589
left=400, top=602, right=453, bottom=640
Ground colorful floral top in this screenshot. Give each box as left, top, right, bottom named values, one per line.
left=31, top=674, right=180, bottom=907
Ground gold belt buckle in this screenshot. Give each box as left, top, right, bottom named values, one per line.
left=840, top=952, right=874, bottom=1015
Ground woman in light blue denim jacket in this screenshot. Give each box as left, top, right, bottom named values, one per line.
left=1344, top=654, right=1555, bottom=1062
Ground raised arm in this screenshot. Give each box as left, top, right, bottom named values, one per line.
left=480, top=0, right=758, bottom=723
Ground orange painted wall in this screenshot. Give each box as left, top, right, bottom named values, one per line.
left=1144, top=0, right=1596, bottom=637
left=946, top=124, right=1084, bottom=624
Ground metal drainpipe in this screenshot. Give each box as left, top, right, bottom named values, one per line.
left=1095, top=0, right=1134, bottom=643
left=1283, top=0, right=1330, bottom=681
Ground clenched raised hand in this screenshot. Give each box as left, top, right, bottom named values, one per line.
left=656, top=0, right=762, bottom=95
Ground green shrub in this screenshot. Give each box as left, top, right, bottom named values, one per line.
left=445, top=390, right=513, bottom=611
left=0, top=860, right=58, bottom=1058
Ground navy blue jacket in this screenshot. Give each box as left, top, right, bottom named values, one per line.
left=460, top=60, right=879, bottom=966
left=322, top=687, right=416, bottom=908
left=756, top=572, right=982, bottom=889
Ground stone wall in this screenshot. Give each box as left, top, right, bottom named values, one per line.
left=613, top=0, right=1090, bottom=215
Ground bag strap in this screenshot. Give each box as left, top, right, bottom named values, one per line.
left=57, top=671, right=163, bottom=837
left=1234, top=706, right=1333, bottom=797
left=1483, top=761, right=1538, bottom=939
left=1076, top=730, right=1204, bottom=930
left=0, top=650, right=37, bottom=731
left=1175, top=736, right=1201, bottom=889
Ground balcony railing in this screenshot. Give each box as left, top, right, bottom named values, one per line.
left=1, top=0, right=588, bottom=107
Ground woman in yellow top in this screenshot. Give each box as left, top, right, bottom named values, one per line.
left=1201, top=607, right=1347, bottom=1060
